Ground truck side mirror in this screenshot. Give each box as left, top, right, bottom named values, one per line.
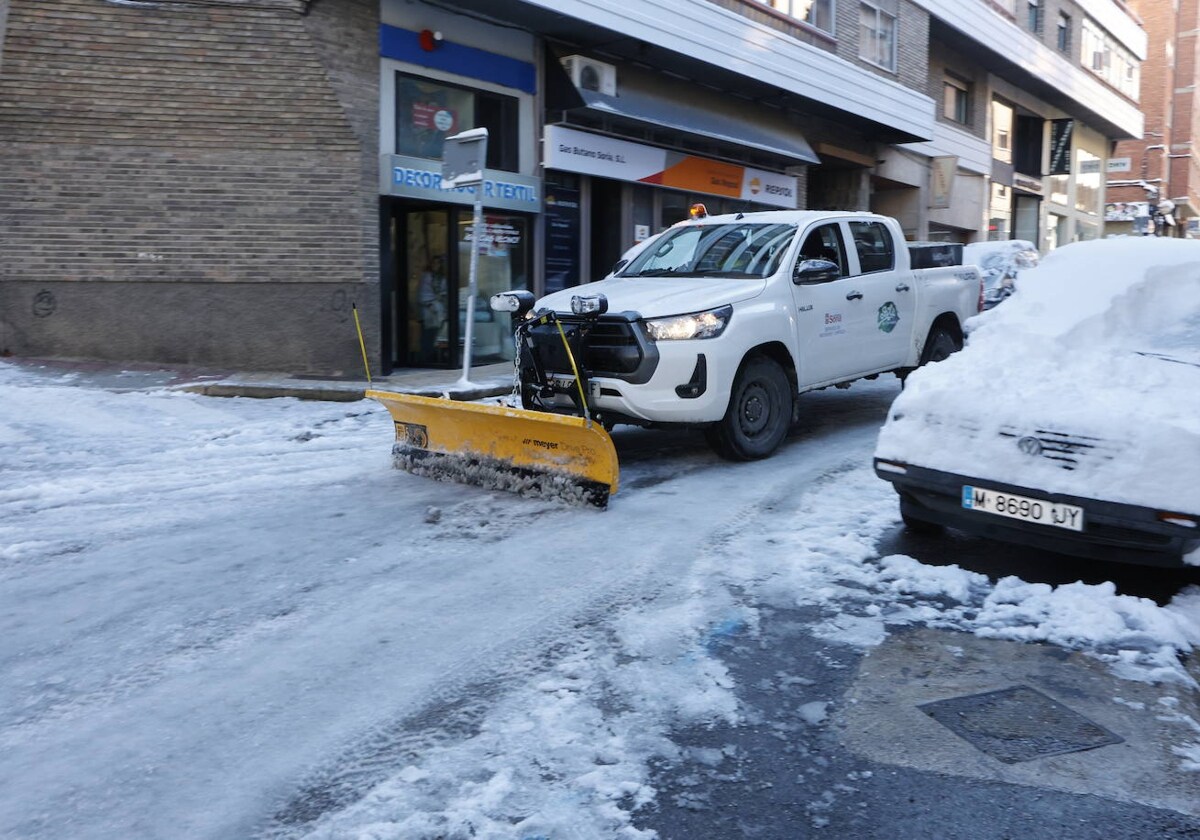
left=793, top=259, right=840, bottom=285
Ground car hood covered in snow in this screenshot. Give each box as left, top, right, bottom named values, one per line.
left=536, top=275, right=767, bottom=319
left=876, top=237, right=1200, bottom=514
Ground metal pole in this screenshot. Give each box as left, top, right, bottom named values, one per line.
left=459, top=189, right=483, bottom=386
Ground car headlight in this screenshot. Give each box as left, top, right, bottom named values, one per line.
left=644, top=305, right=732, bottom=341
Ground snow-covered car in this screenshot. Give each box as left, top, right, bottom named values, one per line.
left=962, top=239, right=1039, bottom=309
left=874, top=237, right=1200, bottom=567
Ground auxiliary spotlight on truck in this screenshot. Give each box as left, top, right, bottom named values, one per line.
left=370, top=208, right=983, bottom=508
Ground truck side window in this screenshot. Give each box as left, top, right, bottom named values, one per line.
left=849, top=221, right=895, bottom=274
left=797, top=224, right=846, bottom=278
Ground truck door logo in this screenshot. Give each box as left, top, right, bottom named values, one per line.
left=820, top=312, right=846, bottom=337
left=877, top=301, right=899, bottom=333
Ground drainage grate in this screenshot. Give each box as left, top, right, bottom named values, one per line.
left=919, top=685, right=1123, bottom=764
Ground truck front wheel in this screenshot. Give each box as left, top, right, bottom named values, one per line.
left=706, top=355, right=792, bottom=461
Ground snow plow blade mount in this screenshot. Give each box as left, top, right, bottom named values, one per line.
left=366, top=391, right=619, bottom=508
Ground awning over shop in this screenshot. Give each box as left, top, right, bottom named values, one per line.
left=547, top=61, right=820, bottom=167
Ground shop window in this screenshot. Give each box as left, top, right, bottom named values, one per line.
left=1048, top=174, right=1069, bottom=206
left=859, top=3, right=896, bottom=71
left=1075, top=149, right=1102, bottom=215
left=1013, top=194, right=1040, bottom=244
left=395, top=73, right=519, bottom=171
left=1057, top=12, right=1071, bottom=52
left=988, top=182, right=1012, bottom=241
left=1047, top=213, right=1068, bottom=250
left=943, top=74, right=970, bottom=125
left=456, top=214, right=528, bottom=363
left=544, top=172, right=581, bottom=294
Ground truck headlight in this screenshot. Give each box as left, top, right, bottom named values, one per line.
left=571, top=294, right=608, bottom=316
left=644, top=305, right=732, bottom=341
left=490, top=290, right=535, bottom=316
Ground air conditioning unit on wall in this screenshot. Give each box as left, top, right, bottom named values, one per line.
left=561, top=55, right=617, bottom=97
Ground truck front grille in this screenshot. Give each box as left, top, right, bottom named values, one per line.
left=560, top=317, right=642, bottom=375
left=526, top=315, right=654, bottom=381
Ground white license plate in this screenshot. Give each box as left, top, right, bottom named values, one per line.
left=961, top=486, right=1084, bottom=531
left=550, top=376, right=598, bottom=397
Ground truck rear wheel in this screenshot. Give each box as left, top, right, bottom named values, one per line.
left=918, top=325, right=960, bottom=366
left=707, top=355, right=792, bottom=461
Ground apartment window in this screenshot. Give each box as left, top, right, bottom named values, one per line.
left=1081, top=18, right=1139, bottom=99
left=943, top=74, right=970, bottom=125
left=1026, top=0, right=1041, bottom=33
left=859, top=3, right=896, bottom=71
left=992, top=99, right=1014, bottom=164
left=757, top=0, right=835, bottom=33
left=1057, top=12, right=1071, bottom=51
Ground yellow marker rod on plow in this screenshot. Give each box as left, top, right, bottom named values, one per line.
left=366, top=391, right=619, bottom=508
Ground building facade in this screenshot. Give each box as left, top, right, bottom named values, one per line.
left=0, top=0, right=1146, bottom=374
left=1106, top=0, right=1200, bottom=237
left=907, top=0, right=1144, bottom=250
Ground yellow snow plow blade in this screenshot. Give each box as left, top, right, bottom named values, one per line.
left=366, top=391, right=619, bottom=508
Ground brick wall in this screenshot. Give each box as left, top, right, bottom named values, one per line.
left=0, top=0, right=381, bottom=373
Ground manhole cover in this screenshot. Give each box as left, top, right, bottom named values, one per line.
left=919, top=685, right=1123, bottom=764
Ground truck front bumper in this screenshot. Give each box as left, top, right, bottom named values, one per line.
left=522, top=314, right=734, bottom=425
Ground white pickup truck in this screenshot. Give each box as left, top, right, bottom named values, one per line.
left=497, top=209, right=981, bottom=461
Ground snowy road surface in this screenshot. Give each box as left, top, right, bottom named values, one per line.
left=1, top=362, right=1197, bottom=839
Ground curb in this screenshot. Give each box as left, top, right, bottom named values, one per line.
left=182, top=381, right=513, bottom=403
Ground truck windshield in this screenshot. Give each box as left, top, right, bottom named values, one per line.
left=622, top=223, right=796, bottom=279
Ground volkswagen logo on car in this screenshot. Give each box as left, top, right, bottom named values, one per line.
left=1017, top=435, right=1043, bottom=457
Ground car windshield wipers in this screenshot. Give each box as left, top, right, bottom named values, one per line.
left=631, top=268, right=757, bottom=278
left=632, top=268, right=689, bottom=277
left=1135, top=350, right=1200, bottom=369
